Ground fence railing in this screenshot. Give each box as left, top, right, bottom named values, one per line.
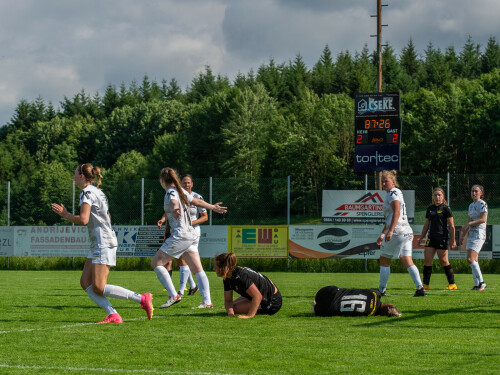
left=1, top=174, right=499, bottom=226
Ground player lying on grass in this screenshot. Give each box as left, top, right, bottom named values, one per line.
left=214, top=252, right=282, bottom=318
left=312, top=286, right=402, bottom=317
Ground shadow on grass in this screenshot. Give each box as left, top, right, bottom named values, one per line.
left=288, top=301, right=500, bottom=326
left=355, top=303, right=500, bottom=327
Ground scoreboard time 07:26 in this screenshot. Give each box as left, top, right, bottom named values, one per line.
left=355, top=117, right=401, bottom=145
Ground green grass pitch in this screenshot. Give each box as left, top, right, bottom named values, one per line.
left=0, top=270, right=498, bottom=374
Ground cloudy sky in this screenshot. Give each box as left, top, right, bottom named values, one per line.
left=0, top=0, right=498, bottom=126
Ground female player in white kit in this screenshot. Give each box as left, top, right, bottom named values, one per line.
left=156, top=174, right=207, bottom=296
left=51, top=163, right=154, bottom=324
left=151, top=167, right=227, bottom=309
left=376, top=170, right=426, bottom=297
left=459, top=184, right=488, bottom=291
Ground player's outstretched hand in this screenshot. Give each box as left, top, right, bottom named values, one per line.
left=51, top=203, right=68, bottom=218
left=213, top=202, right=227, bottom=214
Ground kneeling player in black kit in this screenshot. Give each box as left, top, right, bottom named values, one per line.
left=214, top=252, right=282, bottom=319
left=312, top=286, right=401, bottom=317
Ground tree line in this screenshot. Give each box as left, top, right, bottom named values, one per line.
left=1, top=36, right=499, bottom=224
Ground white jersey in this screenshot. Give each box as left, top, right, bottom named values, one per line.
left=79, top=185, right=118, bottom=249
left=187, top=191, right=207, bottom=236
left=164, top=186, right=195, bottom=236
left=383, top=187, right=412, bottom=235
left=468, top=199, right=488, bottom=235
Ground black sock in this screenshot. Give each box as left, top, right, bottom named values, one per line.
left=423, top=265, right=432, bottom=285
left=444, top=265, right=455, bottom=284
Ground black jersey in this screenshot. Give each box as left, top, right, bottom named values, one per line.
left=223, top=267, right=275, bottom=305
left=313, top=286, right=381, bottom=317
left=425, top=203, right=453, bottom=238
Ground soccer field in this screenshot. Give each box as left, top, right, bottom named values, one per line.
left=0, top=271, right=498, bottom=375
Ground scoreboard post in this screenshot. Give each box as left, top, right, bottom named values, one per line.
left=354, top=92, right=401, bottom=172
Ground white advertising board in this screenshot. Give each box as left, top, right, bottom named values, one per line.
left=9, top=225, right=228, bottom=258
left=289, top=225, right=382, bottom=259
left=322, top=190, right=415, bottom=224
left=0, top=226, right=14, bottom=256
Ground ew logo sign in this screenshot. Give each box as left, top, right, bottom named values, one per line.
left=230, top=226, right=288, bottom=258
left=322, top=190, right=415, bottom=224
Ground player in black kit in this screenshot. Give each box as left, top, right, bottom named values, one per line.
left=312, top=286, right=401, bottom=317
left=418, top=187, right=457, bottom=290
left=214, top=253, right=282, bottom=318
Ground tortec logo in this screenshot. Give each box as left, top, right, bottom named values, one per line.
left=333, top=192, right=384, bottom=218
left=355, top=151, right=399, bottom=166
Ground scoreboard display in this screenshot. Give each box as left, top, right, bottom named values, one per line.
left=354, top=92, right=401, bottom=172
left=355, top=117, right=401, bottom=145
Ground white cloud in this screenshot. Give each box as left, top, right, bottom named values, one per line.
left=0, top=0, right=499, bottom=125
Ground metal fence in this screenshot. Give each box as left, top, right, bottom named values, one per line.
left=1, top=174, right=499, bottom=226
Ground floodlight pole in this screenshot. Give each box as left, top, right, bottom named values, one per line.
left=371, top=0, right=388, bottom=189
left=371, top=0, right=388, bottom=93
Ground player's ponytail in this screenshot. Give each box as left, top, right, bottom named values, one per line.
left=160, top=167, right=189, bottom=207
left=214, top=252, right=237, bottom=280
left=79, top=163, right=103, bottom=189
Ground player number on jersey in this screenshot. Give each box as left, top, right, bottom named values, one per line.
left=340, top=300, right=366, bottom=312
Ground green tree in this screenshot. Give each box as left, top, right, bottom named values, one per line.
left=459, top=35, right=481, bottom=79
left=186, top=66, right=230, bottom=103
left=422, top=42, right=452, bottom=88
left=269, top=89, right=351, bottom=215
left=350, top=44, right=376, bottom=93
left=312, top=45, right=335, bottom=95
left=95, top=100, right=189, bottom=167
left=482, top=36, right=500, bottom=73
left=12, top=161, right=73, bottom=225
left=333, top=50, right=353, bottom=94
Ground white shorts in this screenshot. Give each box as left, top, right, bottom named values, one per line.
left=88, top=247, right=117, bottom=266
left=160, top=234, right=199, bottom=259
left=379, top=233, right=413, bottom=259
left=466, top=231, right=486, bottom=253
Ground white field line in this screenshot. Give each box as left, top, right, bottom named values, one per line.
left=0, top=310, right=206, bottom=335
left=0, top=364, right=241, bottom=375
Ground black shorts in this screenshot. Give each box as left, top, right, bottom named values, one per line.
left=257, top=290, right=282, bottom=316
left=425, top=236, right=448, bottom=250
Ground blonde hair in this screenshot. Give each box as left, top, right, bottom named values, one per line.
left=159, top=167, right=189, bottom=207
left=381, top=170, right=399, bottom=187
left=432, top=187, right=448, bottom=206
left=214, top=252, right=237, bottom=280
left=79, top=163, right=103, bottom=188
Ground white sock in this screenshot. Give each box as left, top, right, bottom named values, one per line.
left=194, top=271, right=211, bottom=305
left=379, top=266, right=390, bottom=293
left=188, top=271, right=196, bottom=289
left=154, top=266, right=177, bottom=297
left=178, top=265, right=190, bottom=294
left=472, top=272, right=479, bottom=286
left=103, top=284, right=141, bottom=303
left=470, top=261, right=484, bottom=283
left=407, top=265, right=423, bottom=289
left=85, top=285, right=117, bottom=315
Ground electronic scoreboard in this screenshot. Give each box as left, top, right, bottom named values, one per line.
left=354, top=92, right=401, bottom=172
